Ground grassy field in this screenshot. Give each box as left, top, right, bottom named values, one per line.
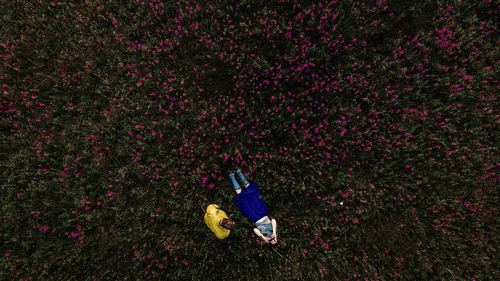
left=1, top=0, right=498, bottom=280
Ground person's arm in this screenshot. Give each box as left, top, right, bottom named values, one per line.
left=268, top=216, right=277, bottom=234
left=253, top=228, right=269, bottom=242
left=216, top=205, right=234, bottom=219
left=205, top=205, right=217, bottom=217
left=269, top=216, right=277, bottom=243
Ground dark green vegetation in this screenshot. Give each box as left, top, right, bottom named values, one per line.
left=1, top=0, right=498, bottom=280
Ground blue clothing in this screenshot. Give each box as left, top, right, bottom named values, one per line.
left=229, top=173, right=240, bottom=190
left=234, top=181, right=268, bottom=222
left=255, top=216, right=274, bottom=236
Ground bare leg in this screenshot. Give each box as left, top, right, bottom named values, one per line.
left=235, top=188, right=242, bottom=194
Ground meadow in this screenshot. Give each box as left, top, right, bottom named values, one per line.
left=1, top=0, right=498, bottom=280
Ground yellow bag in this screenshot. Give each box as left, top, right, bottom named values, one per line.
left=204, top=204, right=230, bottom=239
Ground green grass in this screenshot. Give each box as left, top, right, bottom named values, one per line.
left=1, top=0, right=498, bottom=280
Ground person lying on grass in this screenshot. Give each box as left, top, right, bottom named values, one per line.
left=204, top=204, right=235, bottom=239
left=229, top=169, right=278, bottom=244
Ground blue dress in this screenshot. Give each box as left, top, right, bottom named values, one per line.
left=234, top=181, right=268, bottom=222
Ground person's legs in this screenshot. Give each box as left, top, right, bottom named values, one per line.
left=236, top=169, right=250, bottom=187
left=229, top=173, right=242, bottom=194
